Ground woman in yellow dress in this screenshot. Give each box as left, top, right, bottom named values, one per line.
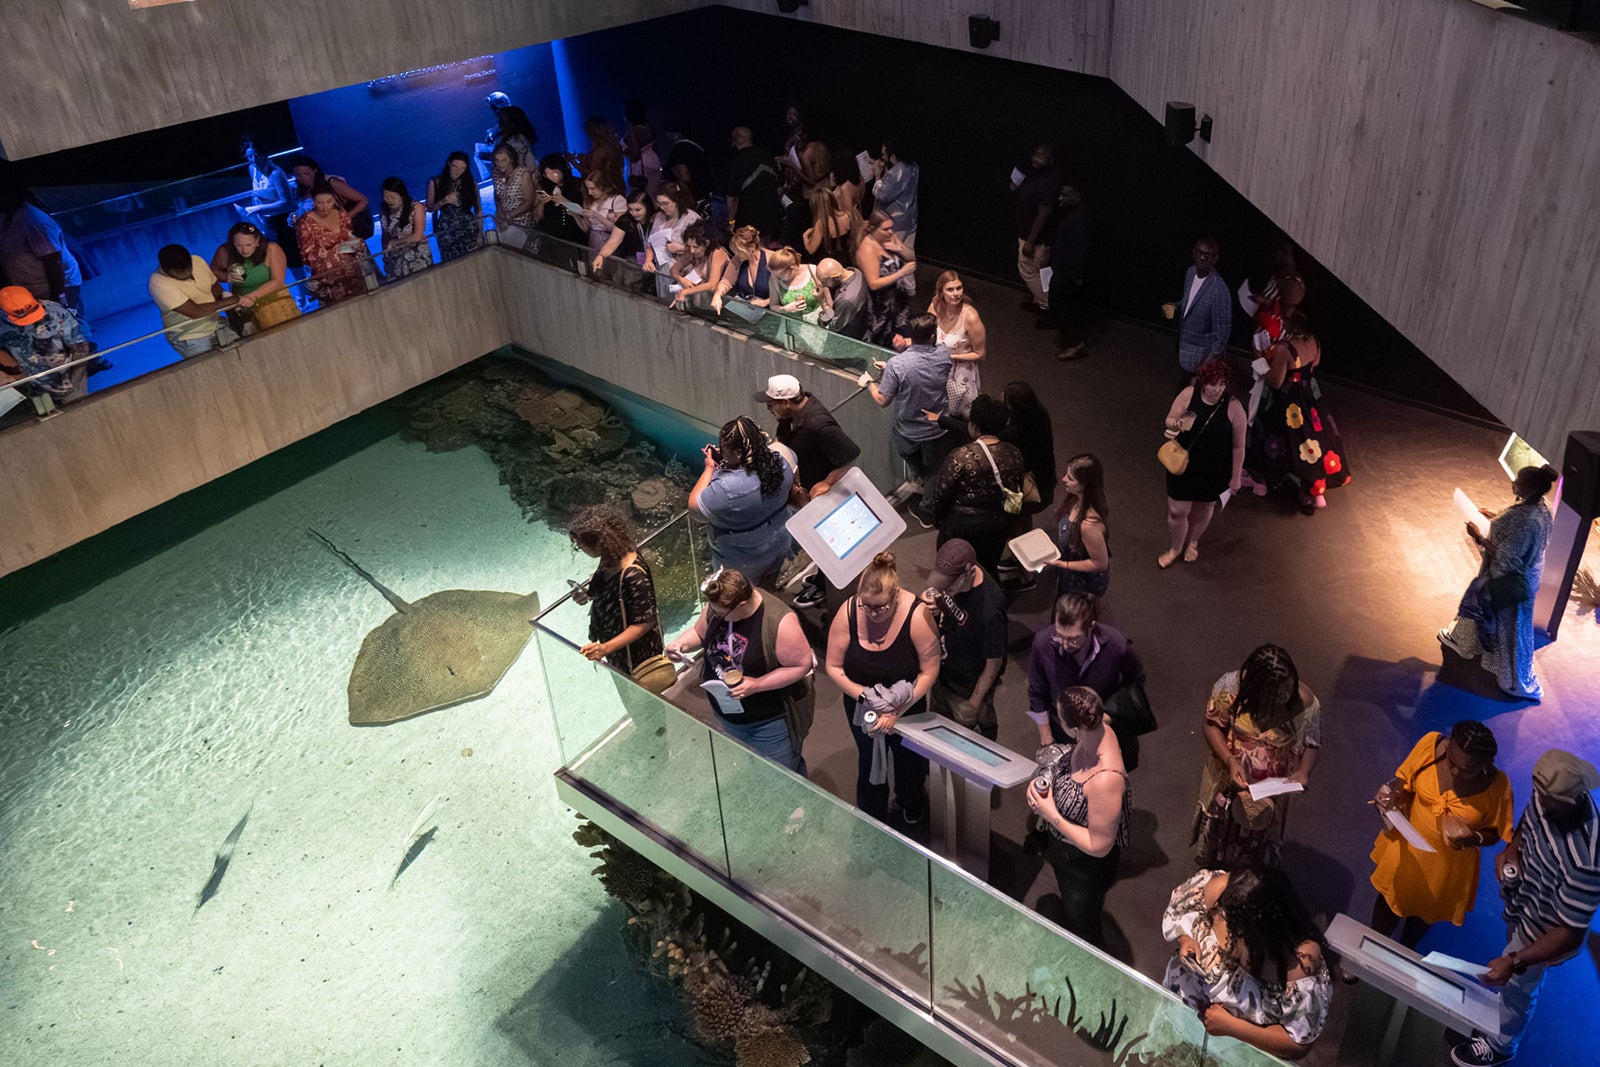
left=1366, top=721, right=1513, bottom=949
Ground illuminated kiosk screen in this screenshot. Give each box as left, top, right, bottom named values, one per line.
left=815, top=494, right=882, bottom=561
left=921, top=724, right=1010, bottom=768
left=787, top=468, right=907, bottom=589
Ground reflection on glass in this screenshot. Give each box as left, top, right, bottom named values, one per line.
left=931, top=863, right=1217, bottom=1067
left=710, top=732, right=933, bottom=1005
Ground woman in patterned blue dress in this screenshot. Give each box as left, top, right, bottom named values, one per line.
left=1438, top=464, right=1558, bottom=701
left=426, top=152, right=482, bottom=263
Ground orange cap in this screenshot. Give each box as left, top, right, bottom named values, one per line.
left=1, top=286, right=45, bottom=326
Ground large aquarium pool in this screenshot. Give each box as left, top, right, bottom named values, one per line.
left=0, top=355, right=718, bottom=1065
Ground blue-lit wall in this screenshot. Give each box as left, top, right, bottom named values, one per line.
left=288, top=44, right=570, bottom=209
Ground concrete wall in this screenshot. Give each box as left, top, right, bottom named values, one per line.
left=0, top=0, right=705, bottom=160
left=0, top=248, right=882, bottom=578
left=723, top=0, right=1600, bottom=459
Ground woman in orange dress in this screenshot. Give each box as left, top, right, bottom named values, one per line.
left=295, top=183, right=367, bottom=304
left=1366, top=721, right=1513, bottom=948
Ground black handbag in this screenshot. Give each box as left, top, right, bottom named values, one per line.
left=1105, top=681, right=1158, bottom=736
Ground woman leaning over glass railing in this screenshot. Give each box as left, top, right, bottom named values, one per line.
left=211, top=222, right=300, bottom=332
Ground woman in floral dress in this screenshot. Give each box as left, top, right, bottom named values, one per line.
left=294, top=184, right=366, bottom=304
left=426, top=151, right=482, bottom=263
left=1192, top=644, right=1321, bottom=867
left=1163, top=864, right=1332, bottom=1059
left=1248, top=311, right=1350, bottom=513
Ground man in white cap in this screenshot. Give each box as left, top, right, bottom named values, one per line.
left=762, top=373, right=860, bottom=608
left=1453, top=748, right=1600, bottom=1067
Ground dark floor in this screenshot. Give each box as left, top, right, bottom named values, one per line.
left=680, top=269, right=1599, bottom=1067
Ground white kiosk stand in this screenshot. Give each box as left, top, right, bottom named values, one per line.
left=1325, top=913, right=1503, bottom=1067
left=785, top=467, right=906, bottom=589
left=893, top=712, right=1035, bottom=879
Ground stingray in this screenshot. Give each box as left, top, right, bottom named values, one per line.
left=309, top=530, right=540, bottom=725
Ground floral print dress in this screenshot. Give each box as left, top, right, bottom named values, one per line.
left=1162, top=869, right=1332, bottom=1048
left=1248, top=338, right=1350, bottom=499
left=1191, top=671, right=1321, bottom=867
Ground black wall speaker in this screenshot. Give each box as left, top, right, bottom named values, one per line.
left=969, top=15, right=1000, bottom=49
left=1165, top=102, right=1196, bottom=147
left=1560, top=430, right=1600, bottom=521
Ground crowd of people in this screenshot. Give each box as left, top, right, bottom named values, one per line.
left=543, top=110, right=1574, bottom=1062
left=4, top=92, right=1583, bottom=1065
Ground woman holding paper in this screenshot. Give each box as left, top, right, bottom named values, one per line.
left=1364, top=721, right=1513, bottom=951
left=1191, top=644, right=1321, bottom=867
left=664, top=568, right=813, bottom=774
left=1049, top=453, right=1110, bottom=599
left=1438, top=463, right=1559, bottom=701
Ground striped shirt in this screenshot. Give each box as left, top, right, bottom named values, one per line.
left=1504, top=791, right=1600, bottom=951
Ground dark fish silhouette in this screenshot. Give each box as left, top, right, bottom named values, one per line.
left=195, top=806, right=252, bottom=913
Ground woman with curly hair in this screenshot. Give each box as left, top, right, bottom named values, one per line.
left=1162, top=863, right=1332, bottom=1059
left=1192, top=644, right=1321, bottom=867
left=1160, top=356, right=1246, bottom=567
left=689, top=415, right=796, bottom=584
left=569, top=504, right=664, bottom=675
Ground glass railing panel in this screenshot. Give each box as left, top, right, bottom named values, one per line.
left=540, top=624, right=729, bottom=876
left=490, top=224, right=893, bottom=372
left=929, top=862, right=1222, bottom=1067
left=708, top=730, right=934, bottom=1007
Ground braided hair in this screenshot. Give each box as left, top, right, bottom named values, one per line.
left=1451, top=720, right=1498, bottom=761
left=1212, top=864, right=1326, bottom=985
left=718, top=415, right=786, bottom=498
left=1235, top=644, right=1303, bottom=732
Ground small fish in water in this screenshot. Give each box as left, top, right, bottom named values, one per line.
left=196, top=805, right=252, bottom=913
left=392, top=794, right=446, bottom=887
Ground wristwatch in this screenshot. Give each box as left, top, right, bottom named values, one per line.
left=1507, top=950, right=1528, bottom=976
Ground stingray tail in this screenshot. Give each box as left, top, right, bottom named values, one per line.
left=308, top=529, right=411, bottom=614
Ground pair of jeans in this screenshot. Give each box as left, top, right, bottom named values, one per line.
left=1487, top=927, right=1553, bottom=1055
left=1044, top=837, right=1121, bottom=947
left=843, top=698, right=927, bottom=823
left=167, top=331, right=218, bottom=359
left=719, top=714, right=805, bottom=776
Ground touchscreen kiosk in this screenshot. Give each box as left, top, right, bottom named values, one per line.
left=787, top=468, right=906, bottom=588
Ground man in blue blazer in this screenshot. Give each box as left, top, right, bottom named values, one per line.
left=1167, top=237, right=1231, bottom=386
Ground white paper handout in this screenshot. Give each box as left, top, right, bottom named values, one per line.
left=857, top=151, right=875, bottom=183
left=1386, top=808, right=1437, bottom=853
left=1420, top=951, right=1491, bottom=977
left=1037, top=266, right=1054, bottom=292
left=788, top=145, right=802, bottom=172
left=1009, top=166, right=1026, bottom=190
left=1453, top=488, right=1491, bottom=538
left=700, top=679, right=744, bottom=719
left=1247, top=777, right=1304, bottom=801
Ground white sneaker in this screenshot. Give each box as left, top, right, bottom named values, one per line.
left=1438, top=627, right=1472, bottom=656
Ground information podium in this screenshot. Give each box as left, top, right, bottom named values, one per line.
left=893, top=712, right=1035, bottom=879
left=1325, top=913, right=1503, bottom=1067
left=786, top=468, right=906, bottom=590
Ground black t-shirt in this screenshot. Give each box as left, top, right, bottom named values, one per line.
left=727, top=146, right=784, bottom=237
left=777, top=395, right=861, bottom=491
left=1015, top=166, right=1063, bottom=240
left=537, top=176, right=587, bottom=243
left=699, top=600, right=786, bottom=722
left=936, top=576, right=1008, bottom=694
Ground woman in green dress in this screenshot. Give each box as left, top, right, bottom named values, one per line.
left=211, top=221, right=300, bottom=331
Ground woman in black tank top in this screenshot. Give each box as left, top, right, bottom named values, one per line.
left=824, top=552, right=942, bottom=825
left=664, top=569, right=814, bottom=773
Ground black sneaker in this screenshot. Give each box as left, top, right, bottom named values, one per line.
left=1452, top=1037, right=1513, bottom=1067
left=898, top=799, right=927, bottom=826
left=793, top=581, right=825, bottom=609
left=914, top=509, right=935, bottom=530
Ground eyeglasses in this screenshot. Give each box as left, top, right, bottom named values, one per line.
left=860, top=599, right=895, bottom=618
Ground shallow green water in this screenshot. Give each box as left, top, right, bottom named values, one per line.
left=0, top=389, right=710, bottom=1064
